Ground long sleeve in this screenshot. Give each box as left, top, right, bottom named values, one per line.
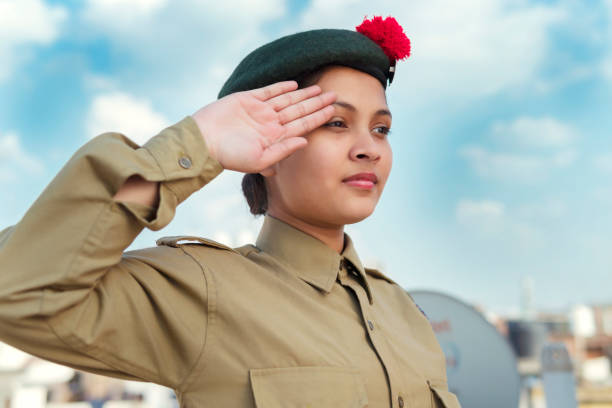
left=0, top=116, right=223, bottom=390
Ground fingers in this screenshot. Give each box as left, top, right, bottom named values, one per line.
left=282, top=103, right=335, bottom=139
left=250, top=81, right=298, bottom=101
left=267, top=85, right=321, bottom=112
left=278, top=91, right=336, bottom=125
left=259, top=137, right=308, bottom=168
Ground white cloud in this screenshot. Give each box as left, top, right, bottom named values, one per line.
left=459, top=146, right=576, bottom=183
left=83, top=73, right=119, bottom=92
left=455, top=198, right=545, bottom=250
left=460, top=116, right=578, bottom=183
left=0, top=0, right=67, bottom=82
left=78, top=0, right=287, bottom=112
left=456, top=199, right=505, bottom=231
left=297, top=0, right=565, bottom=106
left=516, top=199, right=567, bottom=220
left=86, top=92, right=169, bottom=145
left=81, top=0, right=168, bottom=37
left=491, top=116, right=578, bottom=149
left=602, top=0, right=612, bottom=81
left=603, top=58, right=612, bottom=81
left=0, top=131, right=44, bottom=183
left=82, top=0, right=284, bottom=34
left=593, top=152, right=612, bottom=173
left=87, top=0, right=166, bottom=13
left=534, top=64, right=596, bottom=93
left=593, top=187, right=612, bottom=206
left=79, top=0, right=287, bottom=59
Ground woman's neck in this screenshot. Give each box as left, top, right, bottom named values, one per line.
left=266, top=209, right=345, bottom=254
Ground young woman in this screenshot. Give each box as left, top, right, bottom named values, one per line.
left=0, top=17, right=461, bottom=408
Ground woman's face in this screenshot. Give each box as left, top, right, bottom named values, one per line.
left=265, top=65, right=393, bottom=227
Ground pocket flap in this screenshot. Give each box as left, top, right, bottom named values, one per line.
left=249, top=366, right=368, bottom=408
left=428, top=380, right=462, bottom=408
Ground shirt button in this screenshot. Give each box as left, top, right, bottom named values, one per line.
left=367, top=320, right=374, bottom=330
left=398, top=396, right=404, bottom=408
left=178, top=156, right=192, bottom=169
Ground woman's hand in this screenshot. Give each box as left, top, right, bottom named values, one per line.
left=191, top=81, right=336, bottom=173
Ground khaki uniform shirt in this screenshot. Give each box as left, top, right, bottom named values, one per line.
left=0, top=116, right=461, bottom=408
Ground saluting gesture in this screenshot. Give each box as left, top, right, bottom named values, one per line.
left=192, top=81, right=337, bottom=173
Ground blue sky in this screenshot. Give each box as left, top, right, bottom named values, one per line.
left=1, top=0, right=611, bottom=316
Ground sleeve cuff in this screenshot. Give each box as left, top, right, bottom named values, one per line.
left=115, top=116, right=223, bottom=231
left=143, top=115, right=224, bottom=205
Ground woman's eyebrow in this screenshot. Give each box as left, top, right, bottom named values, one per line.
left=333, top=100, right=392, bottom=119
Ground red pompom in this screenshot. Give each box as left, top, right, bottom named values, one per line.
left=355, top=15, right=411, bottom=63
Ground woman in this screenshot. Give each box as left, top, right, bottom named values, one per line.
left=0, top=16, right=461, bottom=408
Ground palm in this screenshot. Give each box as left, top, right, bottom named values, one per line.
left=192, top=81, right=336, bottom=173
left=219, top=94, right=287, bottom=168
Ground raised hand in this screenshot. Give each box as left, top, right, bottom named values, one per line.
left=191, top=81, right=336, bottom=173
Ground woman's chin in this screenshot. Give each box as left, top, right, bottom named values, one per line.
left=290, top=199, right=378, bottom=226
left=336, top=205, right=376, bottom=225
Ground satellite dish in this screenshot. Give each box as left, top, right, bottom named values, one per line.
left=409, top=290, right=520, bottom=408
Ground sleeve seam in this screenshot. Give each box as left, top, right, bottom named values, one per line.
left=176, top=246, right=214, bottom=392
left=41, top=204, right=157, bottom=383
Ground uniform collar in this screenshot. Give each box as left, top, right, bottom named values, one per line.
left=255, top=214, right=374, bottom=304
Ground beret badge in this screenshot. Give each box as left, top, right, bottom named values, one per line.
left=355, top=16, right=411, bottom=84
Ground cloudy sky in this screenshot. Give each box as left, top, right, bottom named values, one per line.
left=1, top=0, right=611, bottom=315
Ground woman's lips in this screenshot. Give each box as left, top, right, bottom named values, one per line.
left=342, top=173, right=378, bottom=190
left=343, top=180, right=375, bottom=189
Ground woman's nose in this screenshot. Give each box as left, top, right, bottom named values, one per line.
left=351, top=129, right=381, bottom=161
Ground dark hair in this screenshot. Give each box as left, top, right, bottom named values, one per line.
left=241, top=66, right=331, bottom=215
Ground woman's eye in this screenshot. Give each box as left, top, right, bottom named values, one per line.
left=324, top=120, right=345, bottom=128
left=374, top=126, right=391, bottom=136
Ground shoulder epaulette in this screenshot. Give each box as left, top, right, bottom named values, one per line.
left=156, top=235, right=236, bottom=252
left=364, top=267, right=396, bottom=284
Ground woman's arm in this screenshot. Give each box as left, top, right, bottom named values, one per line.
left=0, top=116, right=220, bottom=389
left=0, top=81, right=336, bottom=390
left=110, top=80, right=338, bottom=207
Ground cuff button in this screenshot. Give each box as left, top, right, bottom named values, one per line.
left=178, top=157, right=192, bottom=169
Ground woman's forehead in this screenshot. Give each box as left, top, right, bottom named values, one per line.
left=316, top=66, right=389, bottom=115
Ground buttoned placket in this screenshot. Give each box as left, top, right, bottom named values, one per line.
left=336, top=258, right=408, bottom=408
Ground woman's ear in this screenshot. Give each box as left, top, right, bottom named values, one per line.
left=259, top=164, right=276, bottom=177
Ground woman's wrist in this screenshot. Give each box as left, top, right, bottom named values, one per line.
left=190, top=111, right=219, bottom=166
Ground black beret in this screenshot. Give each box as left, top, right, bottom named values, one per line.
left=217, top=28, right=391, bottom=99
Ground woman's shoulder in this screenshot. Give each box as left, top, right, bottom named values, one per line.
left=155, top=235, right=237, bottom=251
left=365, top=267, right=429, bottom=318
left=122, top=235, right=247, bottom=270
left=364, top=266, right=396, bottom=285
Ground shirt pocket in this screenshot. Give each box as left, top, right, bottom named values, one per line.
left=427, top=379, right=462, bottom=408
left=249, top=366, right=369, bottom=408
